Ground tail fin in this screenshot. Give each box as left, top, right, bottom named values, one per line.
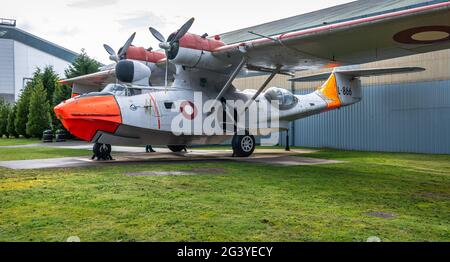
left=290, top=67, right=425, bottom=109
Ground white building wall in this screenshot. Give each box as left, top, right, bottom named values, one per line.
left=13, top=41, right=71, bottom=100
left=0, top=39, right=15, bottom=102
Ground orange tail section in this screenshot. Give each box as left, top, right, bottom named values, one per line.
left=317, top=73, right=342, bottom=110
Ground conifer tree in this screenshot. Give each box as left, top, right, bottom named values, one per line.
left=41, top=66, right=59, bottom=104
left=7, top=104, right=18, bottom=138
left=15, top=84, right=33, bottom=137
left=15, top=69, right=41, bottom=137
left=0, top=100, right=10, bottom=138
left=52, top=84, right=72, bottom=130
left=64, top=49, right=101, bottom=79
left=26, top=79, right=51, bottom=138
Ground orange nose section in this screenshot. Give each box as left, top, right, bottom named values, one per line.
left=54, top=95, right=122, bottom=142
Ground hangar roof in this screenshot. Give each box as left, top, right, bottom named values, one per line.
left=219, top=0, right=448, bottom=44
left=0, top=19, right=78, bottom=62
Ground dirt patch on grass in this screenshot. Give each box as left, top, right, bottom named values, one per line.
left=364, top=212, right=397, bottom=219
left=415, top=191, right=450, bottom=200
left=124, top=168, right=227, bottom=177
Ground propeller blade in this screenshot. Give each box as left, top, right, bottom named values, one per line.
left=103, top=44, right=116, bottom=56
left=118, top=32, right=136, bottom=58
left=149, top=27, right=166, bottom=43
left=171, top=17, right=195, bottom=44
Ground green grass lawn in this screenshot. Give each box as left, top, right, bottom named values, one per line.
left=0, top=138, right=40, bottom=146
left=0, top=148, right=449, bottom=242
left=0, top=147, right=91, bottom=161
left=0, top=138, right=90, bottom=161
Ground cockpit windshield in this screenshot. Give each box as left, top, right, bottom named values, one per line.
left=101, top=84, right=142, bottom=97
left=264, top=87, right=298, bottom=109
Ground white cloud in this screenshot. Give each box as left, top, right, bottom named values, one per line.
left=0, top=0, right=353, bottom=64
left=67, top=0, right=119, bottom=8
left=117, top=11, right=168, bottom=31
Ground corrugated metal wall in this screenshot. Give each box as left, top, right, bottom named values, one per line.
left=291, top=80, right=450, bottom=154
left=234, top=50, right=450, bottom=154
left=0, top=39, right=14, bottom=103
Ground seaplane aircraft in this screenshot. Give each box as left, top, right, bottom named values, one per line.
left=55, top=1, right=450, bottom=160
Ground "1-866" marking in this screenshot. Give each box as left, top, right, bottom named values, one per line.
left=341, top=86, right=353, bottom=96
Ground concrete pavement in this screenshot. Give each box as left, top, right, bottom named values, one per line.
left=0, top=147, right=343, bottom=170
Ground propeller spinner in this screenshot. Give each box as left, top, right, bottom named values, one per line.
left=103, top=32, right=136, bottom=63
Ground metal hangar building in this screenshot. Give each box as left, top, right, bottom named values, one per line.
left=224, top=0, right=450, bottom=154
left=0, top=18, right=77, bottom=103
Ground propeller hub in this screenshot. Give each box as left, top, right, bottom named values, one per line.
left=159, top=42, right=171, bottom=50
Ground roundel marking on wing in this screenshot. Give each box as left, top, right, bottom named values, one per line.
left=394, top=26, right=450, bottom=44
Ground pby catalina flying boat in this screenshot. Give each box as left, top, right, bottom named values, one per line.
left=55, top=1, right=450, bottom=160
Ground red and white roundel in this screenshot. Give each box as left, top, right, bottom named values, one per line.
left=394, top=26, right=450, bottom=44
left=180, top=101, right=198, bottom=120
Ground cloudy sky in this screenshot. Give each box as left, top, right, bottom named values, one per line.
left=2, top=0, right=353, bottom=64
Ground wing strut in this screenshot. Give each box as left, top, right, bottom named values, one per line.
left=208, top=57, right=248, bottom=113
left=244, top=65, right=282, bottom=111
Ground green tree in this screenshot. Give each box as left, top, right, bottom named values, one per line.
left=7, top=104, right=18, bottom=138
left=15, top=80, right=35, bottom=137
left=40, top=66, right=61, bottom=132
left=41, top=66, right=59, bottom=103
left=64, top=49, right=101, bottom=79
left=26, top=79, right=51, bottom=138
left=53, top=84, right=72, bottom=106
left=0, top=99, right=10, bottom=138
left=52, top=84, right=72, bottom=130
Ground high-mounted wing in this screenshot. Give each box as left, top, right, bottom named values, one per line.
left=60, top=69, right=116, bottom=95
left=213, top=1, right=450, bottom=73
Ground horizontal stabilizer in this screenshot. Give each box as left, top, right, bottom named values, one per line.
left=289, top=67, right=425, bottom=82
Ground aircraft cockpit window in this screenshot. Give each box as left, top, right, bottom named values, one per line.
left=102, top=84, right=126, bottom=96
left=101, top=84, right=142, bottom=97
left=264, top=87, right=298, bottom=109
left=126, top=88, right=142, bottom=97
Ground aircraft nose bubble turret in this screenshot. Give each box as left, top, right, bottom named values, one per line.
left=54, top=95, right=122, bottom=142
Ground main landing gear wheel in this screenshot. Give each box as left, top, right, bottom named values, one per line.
left=92, top=143, right=113, bottom=161
left=168, top=145, right=188, bottom=153
left=232, top=134, right=256, bottom=157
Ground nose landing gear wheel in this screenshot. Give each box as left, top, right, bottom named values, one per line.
left=232, top=134, right=256, bottom=157
left=92, top=143, right=113, bottom=161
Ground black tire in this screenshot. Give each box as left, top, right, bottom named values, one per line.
left=93, top=143, right=112, bottom=160
left=168, top=145, right=187, bottom=153
left=232, top=135, right=256, bottom=157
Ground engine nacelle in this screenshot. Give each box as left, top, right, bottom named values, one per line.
left=170, top=47, right=232, bottom=71
left=167, top=33, right=230, bottom=72
left=125, top=46, right=166, bottom=63
left=116, top=60, right=151, bottom=86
